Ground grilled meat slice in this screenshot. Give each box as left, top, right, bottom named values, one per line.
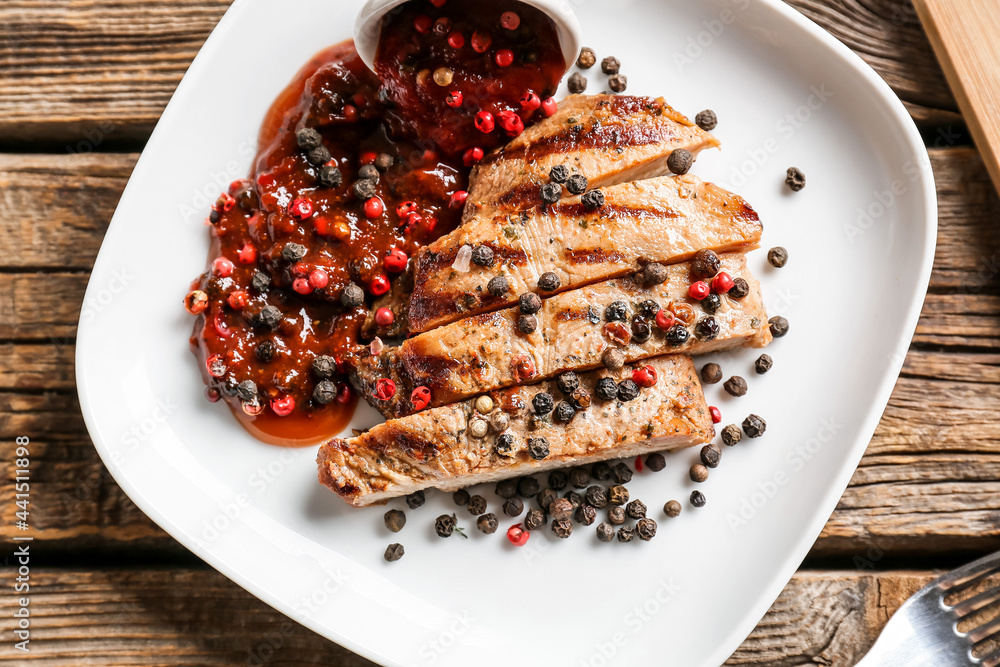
left=355, top=253, right=769, bottom=418
left=464, top=94, right=719, bottom=220
left=318, top=355, right=712, bottom=506
left=408, top=174, right=762, bottom=333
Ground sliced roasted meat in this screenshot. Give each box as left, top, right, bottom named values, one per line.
left=355, top=253, right=769, bottom=418
left=464, top=94, right=719, bottom=220
left=408, top=174, right=763, bottom=333
left=318, top=355, right=712, bottom=506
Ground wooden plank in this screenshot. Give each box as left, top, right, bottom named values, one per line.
left=0, top=567, right=935, bottom=665
left=913, top=0, right=1000, bottom=195
left=0, top=1, right=962, bottom=146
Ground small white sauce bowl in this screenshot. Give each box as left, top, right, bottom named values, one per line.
left=353, top=0, right=583, bottom=72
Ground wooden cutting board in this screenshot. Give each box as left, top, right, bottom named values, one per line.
left=913, top=0, right=1000, bottom=195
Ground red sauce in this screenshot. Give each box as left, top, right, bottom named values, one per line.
left=187, top=1, right=565, bottom=446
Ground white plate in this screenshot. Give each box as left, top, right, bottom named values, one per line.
left=77, top=0, right=936, bottom=664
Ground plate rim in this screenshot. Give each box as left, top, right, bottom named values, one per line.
left=75, top=0, right=939, bottom=664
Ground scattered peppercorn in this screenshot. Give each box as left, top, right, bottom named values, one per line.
left=743, top=414, right=767, bottom=438
left=631, top=317, right=652, bottom=343
left=475, top=395, right=494, bottom=413
left=701, top=444, right=721, bottom=468
left=537, top=271, right=561, bottom=292
left=564, top=490, right=583, bottom=508
left=602, top=348, right=625, bottom=372
left=384, top=543, right=404, bottom=562
left=340, top=283, right=365, bottom=308
left=695, top=109, right=718, bottom=131
left=496, top=479, right=518, bottom=498
left=592, top=461, right=613, bottom=481
left=567, top=72, right=588, bottom=94
left=665, top=324, right=690, bottom=347
left=595, top=377, right=619, bottom=401
left=645, top=453, right=666, bottom=472
left=537, top=488, right=558, bottom=511
left=255, top=340, right=276, bottom=363
left=517, top=476, right=540, bottom=498
left=702, top=293, right=722, bottom=314
left=453, top=489, right=470, bottom=506
left=406, top=490, right=425, bottom=509
left=253, top=305, right=281, bottom=330
left=608, top=485, right=629, bottom=506
left=695, top=317, right=720, bottom=341
left=281, top=243, right=307, bottom=262
left=384, top=509, right=406, bottom=532
left=667, top=149, right=693, bottom=175
left=524, top=508, right=547, bottom=530
left=785, top=167, right=806, bottom=191
left=468, top=495, right=487, bottom=515
left=251, top=270, right=270, bottom=293
left=601, top=56, right=621, bottom=74
left=435, top=514, right=456, bottom=537
left=636, top=517, right=657, bottom=541
left=724, top=376, right=748, bottom=397
left=585, top=485, right=608, bottom=509
left=768, top=247, right=788, bottom=268
left=549, top=518, right=572, bottom=538
left=312, top=380, right=337, bottom=405
left=532, top=392, right=554, bottom=416
left=566, top=174, right=588, bottom=195
left=597, top=522, right=615, bottom=541
left=494, top=433, right=516, bottom=457
left=555, top=372, right=579, bottom=394
left=554, top=401, right=576, bottom=422
left=352, top=179, right=377, bottom=201
left=755, top=354, right=773, bottom=374
left=517, top=314, right=537, bottom=334
left=549, top=497, right=574, bottom=521
left=477, top=513, right=498, bottom=534
left=318, top=164, right=343, bottom=188
left=582, top=189, right=605, bottom=210
left=700, top=363, right=722, bottom=385
left=691, top=250, right=721, bottom=279
left=471, top=245, right=495, bottom=267
left=490, top=411, right=510, bottom=432
left=608, top=506, right=626, bottom=525
left=296, top=127, right=322, bottom=150
left=626, top=499, right=647, bottom=519
left=617, top=525, right=635, bottom=542
left=547, top=470, right=568, bottom=492
left=617, top=379, right=640, bottom=401
left=575, top=504, right=596, bottom=525
left=487, top=275, right=509, bottom=296
left=690, top=464, right=709, bottom=483
left=722, top=424, right=742, bottom=446
left=577, top=47, right=597, bottom=69
left=614, top=462, right=633, bottom=484
left=729, top=277, right=749, bottom=299
left=769, top=316, right=789, bottom=338
left=690, top=491, right=707, bottom=508
left=540, top=182, right=562, bottom=204
left=374, top=153, right=394, bottom=171
left=608, top=74, right=627, bottom=93
left=307, top=145, right=331, bottom=166
left=664, top=500, right=682, bottom=518
left=570, top=387, right=592, bottom=410
left=570, top=467, right=591, bottom=489
left=358, top=164, right=380, bottom=183
left=503, top=497, right=524, bottom=517
left=527, top=437, right=549, bottom=460
left=469, top=419, right=489, bottom=439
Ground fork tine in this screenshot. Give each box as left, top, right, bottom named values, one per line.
left=967, top=612, right=1000, bottom=643
left=934, top=551, right=1000, bottom=592
left=953, top=583, right=1000, bottom=618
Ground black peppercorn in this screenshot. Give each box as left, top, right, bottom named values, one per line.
left=617, top=379, right=640, bottom=402
left=570, top=467, right=591, bottom=489
left=251, top=270, right=270, bottom=293
left=608, top=506, right=626, bottom=525
left=631, top=317, right=652, bottom=343
left=636, top=517, right=657, bottom=541
left=307, top=145, right=331, bottom=166
left=255, top=340, right=276, bottom=363
left=554, top=401, right=576, bottom=422
left=487, top=275, right=509, bottom=296
left=700, top=363, right=722, bottom=385
left=575, top=504, right=597, bottom=525
left=374, top=153, right=394, bottom=172
left=528, top=437, right=549, bottom=460
left=296, top=127, right=322, bottom=151
left=665, top=324, right=690, bottom=347
left=608, top=485, right=629, bottom=506
left=468, top=495, right=487, bottom=515
left=582, top=189, right=605, bottom=210
left=563, top=490, right=582, bottom=509
left=743, top=414, right=767, bottom=438
left=384, top=508, right=406, bottom=533
left=691, top=249, right=721, bottom=279
left=477, top=513, right=498, bottom=534
left=540, top=182, right=562, bottom=204
left=550, top=165, right=570, bottom=184
left=769, top=316, right=789, bottom=338
left=608, top=74, right=627, bottom=93
left=645, top=453, right=666, bottom=471
left=384, top=543, right=405, bottom=561
left=452, top=489, right=470, bottom=506
left=254, top=305, right=281, bottom=330
left=690, top=464, right=709, bottom=483
left=667, top=149, right=693, bottom=175
left=701, top=444, right=721, bottom=468
left=755, top=354, right=773, bottom=374
left=406, top=490, right=425, bottom=509
left=617, top=525, right=635, bottom=542
left=503, top=497, right=524, bottom=517
left=721, top=424, right=742, bottom=446
left=352, top=179, right=376, bottom=200
left=592, top=461, right=612, bottom=481
left=517, top=314, right=538, bottom=334
left=729, top=277, right=749, bottom=299
left=638, top=300, right=661, bottom=318
left=358, top=164, right=380, bottom=183
left=496, top=478, right=518, bottom=498
left=664, top=500, right=682, bottom=517
left=695, top=109, right=718, bottom=131
left=550, top=497, right=574, bottom=521
left=524, top=508, right=546, bottom=530
left=768, top=247, right=788, bottom=268
left=517, top=476, right=540, bottom=497
left=537, top=271, right=561, bottom=292
left=626, top=499, right=647, bottom=519
left=595, top=378, right=618, bottom=401
left=613, top=462, right=633, bottom=484
left=514, top=293, right=541, bottom=316
left=494, top=434, right=516, bottom=457
left=434, top=514, right=457, bottom=537
left=556, top=372, right=579, bottom=394
left=585, top=485, right=608, bottom=509
left=597, top=522, right=615, bottom=541
left=317, top=164, right=343, bottom=188
left=552, top=518, right=573, bottom=538
left=601, top=56, right=621, bottom=74
left=724, top=376, right=748, bottom=397
left=577, top=47, right=597, bottom=69
left=282, top=243, right=308, bottom=262
left=566, top=174, right=588, bottom=195
left=340, top=283, right=365, bottom=308
left=785, top=167, right=806, bottom=191
left=548, top=470, right=568, bottom=491
left=234, top=380, right=256, bottom=401
left=567, top=72, right=587, bottom=94
left=531, top=392, right=554, bottom=416
left=695, top=317, right=720, bottom=341
left=537, top=488, right=557, bottom=512
left=471, top=245, right=495, bottom=267
left=604, top=301, right=628, bottom=322
left=312, top=380, right=337, bottom=405
left=703, top=294, right=723, bottom=314
left=690, top=491, right=707, bottom=508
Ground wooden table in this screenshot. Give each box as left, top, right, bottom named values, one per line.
left=1, top=1, right=997, bottom=664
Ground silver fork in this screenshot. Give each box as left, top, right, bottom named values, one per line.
left=855, top=550, right=1000, bottom=666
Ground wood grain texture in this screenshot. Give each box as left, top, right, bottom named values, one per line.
left=0, top=0, right=963, bottom=147
left=0, top=567, right=934, bottom=665
left=913, top=0, right=1000, bottom=194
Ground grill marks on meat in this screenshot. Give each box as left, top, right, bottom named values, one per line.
left=465, top=95, right=720, bottom=219
left=354, top=253, right=769, bottom=418
left=407, top=174, right=763, bottom=333
left=319, top=356, right=712, bottom=506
